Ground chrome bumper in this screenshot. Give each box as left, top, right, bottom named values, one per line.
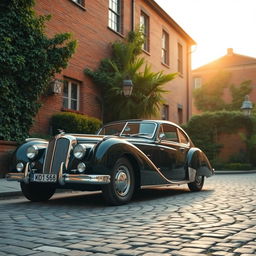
left=6, top=163, right=111, bottom=185
left=6, top=172, right=111, bottom=185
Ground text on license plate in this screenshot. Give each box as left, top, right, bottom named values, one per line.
left=32, top=174, right=57, bottom=183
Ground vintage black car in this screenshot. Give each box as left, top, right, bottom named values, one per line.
left=6, top=120, right=214, bottom=205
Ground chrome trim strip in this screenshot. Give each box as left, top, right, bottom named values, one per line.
left=43, top=138, right=57, bottom=174
left=64, top=174, right=111, bottom=185
left=58, top=162, right=65, bottom=185
left=23, top=162, right=30, bottom=184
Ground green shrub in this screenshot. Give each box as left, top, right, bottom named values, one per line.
left=184, top=111, right=256, bottom=163
left=50, top=112, right=102, bottom=135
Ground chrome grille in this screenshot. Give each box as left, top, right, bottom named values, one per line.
left=43, top=137, right=71, bottom=174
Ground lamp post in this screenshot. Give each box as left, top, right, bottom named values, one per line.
left=122, top=79, right=133, bottom=97
left=241, top=95, right=253, bottom=116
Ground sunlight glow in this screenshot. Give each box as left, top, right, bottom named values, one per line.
left=155, top=0, right=256, bottom=69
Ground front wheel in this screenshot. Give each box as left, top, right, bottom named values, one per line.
left=102, top=157, right=135, bottom=205
left=188, top=175, right=204, bottom=192
left=20, top=182, right=56, bottom=202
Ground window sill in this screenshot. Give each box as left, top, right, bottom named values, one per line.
left=69, top=0, right=86, bottom=11
left=107, top=27, right=124, bottom=38
left=161, top=62, right=170, bottom=69
left=178, top=72, right=184, bottom=78
left=142, top=49, right=151, bottom=56
left=61, top=108, right=83, bottom=115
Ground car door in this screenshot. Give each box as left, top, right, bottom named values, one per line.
left=157, top=124, right=189, bottom=181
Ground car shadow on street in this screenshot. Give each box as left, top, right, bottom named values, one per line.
left=11, top=186, right=214, bottom=208
left=40, top=186, right=214, bottom=207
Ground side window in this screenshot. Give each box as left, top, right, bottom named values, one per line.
left=159, top=124, right=178, bottom=142
left=178, top=129, right=189, bottom=144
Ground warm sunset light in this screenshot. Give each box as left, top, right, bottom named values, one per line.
left=155, top=0, right=256, bottom=69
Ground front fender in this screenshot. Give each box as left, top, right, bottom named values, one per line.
left=187, top=148, right=214, bottom=177
left=10, top=139, right=48, bottom=171
left=92, top=138, right=145, bottom=173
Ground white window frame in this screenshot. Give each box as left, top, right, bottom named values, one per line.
left=108, top=0, right=122, bottom=33
left=140, top=11, right=150, bottom=52
left=63, top=80, right=80, bottom=111
left=178, top=43, right=183, bottom=74
left=71, top=0, right=84, bottom=7
left=194, top=77, right=202, bottom=89
left=162, top=30, right=169, bottom=65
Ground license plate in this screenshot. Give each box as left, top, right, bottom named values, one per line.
left=32, top=174, right=57, bottom=183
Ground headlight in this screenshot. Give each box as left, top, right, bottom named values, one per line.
left=73, top=144, right=86, bottom=159
left=77, top=162, right=86, bottom=173
left=26, top=145, right=39, bottom=160
left=16, top=162, right=24, bottom=172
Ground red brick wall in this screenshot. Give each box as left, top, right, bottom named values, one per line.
left=33, top=0, right=131, bottom=134
left=135, top=0, right=192, bottom=123
left=31, top=0, right=193, bottom=134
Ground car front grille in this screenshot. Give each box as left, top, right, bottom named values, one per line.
left=43, top=137, right=71, bottom=174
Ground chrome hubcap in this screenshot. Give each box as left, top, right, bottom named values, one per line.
left=114, top=165, right=131, bottom=197
left=195, top=175, right=203, bottom=185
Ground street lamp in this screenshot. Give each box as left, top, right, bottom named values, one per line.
left=241, top=95, right=253, bottom=116
left=122, top=79, right=133, bottom=97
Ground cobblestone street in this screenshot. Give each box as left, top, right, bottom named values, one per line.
left=0, top=173, right=255, bottom=256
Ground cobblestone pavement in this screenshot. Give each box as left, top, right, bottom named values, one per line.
left=0, top=173, right=255, bottom=256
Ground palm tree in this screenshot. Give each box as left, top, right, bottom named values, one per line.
left=85, top=29, right=176, bottom=122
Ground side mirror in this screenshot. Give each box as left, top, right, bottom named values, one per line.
left=159, top=133, right=166, bottom=142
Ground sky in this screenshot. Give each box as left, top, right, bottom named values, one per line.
left=155, top=0, right=256, bottom=69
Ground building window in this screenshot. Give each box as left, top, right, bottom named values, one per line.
left=108, top=0, right=122, bottom=33
left=162, top=30, right=169, bottom=65
left=71, top=0, right=85, bottom=7
left=178, top=43, right=183, bottom=74
left=194, top=77, right=202, bottom=89
left=140, top=11, right=149, bottom=52
left=162, top=104, right=169, bottom=120
left=63, top=80, right=80, bottom=111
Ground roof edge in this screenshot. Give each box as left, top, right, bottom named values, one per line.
left=144, top=0, right=196, bottom=45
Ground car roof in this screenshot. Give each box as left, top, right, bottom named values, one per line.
left=103, top=119, right=180, bottom=127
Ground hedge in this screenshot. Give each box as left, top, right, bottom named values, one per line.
left=183, top=111, right=256, bottom=163
left=50, top=112, right=102, bottom=135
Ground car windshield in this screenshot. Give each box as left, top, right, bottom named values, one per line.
left=98, top=123, right=125, bottom=136
left=98, top=122, right=156, bottom=139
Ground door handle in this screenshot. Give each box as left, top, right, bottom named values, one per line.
left=179, top=147, right=185, bottom=152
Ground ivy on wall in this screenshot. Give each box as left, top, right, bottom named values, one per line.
left=0, top=0, right=76, bottom=142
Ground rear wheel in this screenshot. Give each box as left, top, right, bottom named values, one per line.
left=20, top=182, right=56, bottom=202
left=102, top=157, right=135, bottom=205
left=188, top=175, right=204, bottom=191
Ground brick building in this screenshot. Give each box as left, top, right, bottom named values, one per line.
left=32, top=0, right=195, bottom=134
left=192, top=48, right=256, bottom=114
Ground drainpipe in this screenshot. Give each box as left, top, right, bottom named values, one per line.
left=131, top=0, right=135, bottom=31
left=186, top=46, right=191, bottom=122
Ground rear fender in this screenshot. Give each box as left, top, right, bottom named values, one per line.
left=187, top=148, right=214, bottom=178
